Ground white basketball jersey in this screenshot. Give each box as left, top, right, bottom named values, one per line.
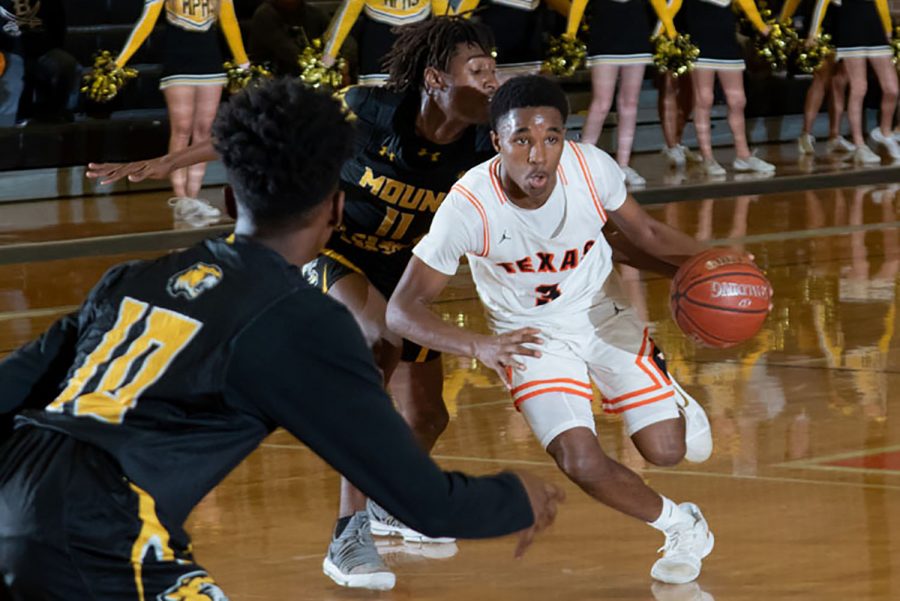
left=415, top=141, right=627, bottom=330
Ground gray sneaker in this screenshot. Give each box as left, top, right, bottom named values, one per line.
left=323, top=512, right=396, bottom=590
left=368, top=499, right=456, bottom=543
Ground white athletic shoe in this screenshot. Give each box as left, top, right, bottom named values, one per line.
left=622, top=165, right=647, bottom=187
left=671, top=379, right=713, bottom=463
left=797, top=133, right=816, bottom=155
left=323, top=512, right=396, bottom=590
left=700, top=159, right=726, bottom=177
left=651, top=502, right=715, bottom=585
left=732, top=153, right=775, bottom=174
left=168, top=197, right=222, bottom=227
left=870, top=127, right=900, bottom=160
left=825, top=135, right=856, bottom=154
left=368, top=500, right=456, bottom=544
left=376, top=539, right=460, bottom=561
left=680, top=145, right=704, bottom=164
left=662, top=146, right=687, bottom=168
left=853, top=144, right=882, bottom=165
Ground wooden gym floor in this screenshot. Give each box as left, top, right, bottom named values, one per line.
left=1, top=182, right=899, bottom=600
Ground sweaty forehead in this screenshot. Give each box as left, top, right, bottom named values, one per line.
left=497, top=107, right=565, bottom=133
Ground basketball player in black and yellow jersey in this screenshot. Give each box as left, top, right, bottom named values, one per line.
left=0, top=78, right=564, bottom=600
left=87, top=17, right=505, bottom=589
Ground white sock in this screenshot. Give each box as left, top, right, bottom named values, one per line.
left=648, top=496, right=688, bottom=532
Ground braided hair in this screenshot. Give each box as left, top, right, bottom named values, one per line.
left=383, top=16, right=495, bottom=94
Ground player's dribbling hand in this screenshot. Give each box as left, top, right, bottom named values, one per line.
left=511, top=470, right=565, bottom=559
left=86, top=157, right=172, bottom=185
left=473, top=328, right=543, bottom=385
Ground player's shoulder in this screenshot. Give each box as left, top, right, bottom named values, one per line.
left=565, top=140, right=618, bottom=169
left=341, top=85, right=405, bottom=126
left=450, top=154, right=499, bottom=198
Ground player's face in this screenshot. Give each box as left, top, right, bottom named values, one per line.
left=438, top=43, right=498, bottom=124
left=491, top=107, right=566, bottom=203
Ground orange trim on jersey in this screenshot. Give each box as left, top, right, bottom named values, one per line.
left=568, top=141, right=607, bottom=222
left=453, top=184, right=491, bottom=257
left=602, top=329, right=665, bottom=404
left=511, top=377, right=592, bottom=396
left=488, top=158, right=507, bottom=205
left=513, top=386, right=595, bottom=409
left=557, top=162, right=568, bottom=185
left=603, top=390, right=675, bottom=414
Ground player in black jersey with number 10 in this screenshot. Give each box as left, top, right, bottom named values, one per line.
left=0, top=78, right=563, bottom=600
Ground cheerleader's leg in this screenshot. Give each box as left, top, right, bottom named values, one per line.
left=842, top=57, right=868, bottom=147
left=830, top=62, right=849, bottom=140
left=658, top=74, right=681, bottom=149
left=868, top=55, right=898, bottom=137
left=802, top=57, right=835, bottom=135
left=185, top=84, right=224, bottom=199
left=582, top=64, right=620, bottom=146
left=717, top=69, right=750, bottom=160
left=614, top=64, right=646, bottom=166
left=163, top=85, right=199, bottom=198
left=690, top=68, right=716, bottom=160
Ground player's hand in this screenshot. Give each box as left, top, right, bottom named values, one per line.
left=86, top=157, right=173, bottom=185
left=473, top=328, right=543, bottom=385
left=511, top=470, right=565, bottom=558
left=322, top=53, right=337, bottom=68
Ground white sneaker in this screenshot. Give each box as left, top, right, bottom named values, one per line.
left=700, top=159, right=726, bottom=177
left=870, top=127, right=900, bottom=160
left=797, top=133, right=816, bottom=155
left=662, top=146, right=686, bottom=168
left=671, top=378, right=712, bottom=463
left=376, top=539, right=460, bottom=561
left=680, top=145, right=704, bottom=164
left=651, top=502, right=715, bottom=585
left=622, top=165, right=647, bottom=187
left=826, top=135, right=856, bottom=154
left=367, top=500, right=456, bottom=544
left=733, top=153, right=775, bottom=174
left=168, top=197, right=222, bottom=227
left=853, top=144, right=881, bottom=165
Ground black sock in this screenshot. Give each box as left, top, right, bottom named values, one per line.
left=334, top=516, right=353, bottom=538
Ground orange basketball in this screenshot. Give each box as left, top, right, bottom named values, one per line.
left=670, top=248, right=773, bottom=348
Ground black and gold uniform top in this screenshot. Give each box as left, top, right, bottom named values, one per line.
left=0, top=235, right=532, bottom=538
left=115, top=0, right=249, bottom=68
left=332, top=85, right=494, bottom=261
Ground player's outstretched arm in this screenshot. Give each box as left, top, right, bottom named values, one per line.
left=225, top=293, right=563, bottom=552
left=607, top=196, right=708, bottom=272
left=387, top=257, right=543, bottom=385
left=86, top=139, right=220, bottom=185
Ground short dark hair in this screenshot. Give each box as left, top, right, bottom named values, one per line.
left=383, top=17, right=495, bottom=94
left=212, top=77, right=354, bottom=226
left=489, top=75, right=570, bottom=131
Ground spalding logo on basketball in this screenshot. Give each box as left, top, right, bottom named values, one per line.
left=670, top=248, right=773, bottom=348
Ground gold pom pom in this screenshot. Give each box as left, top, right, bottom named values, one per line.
left=80, top=50, right=138, bottom=103
left=224, top=62, right=274, bottom=94
left=753, top=15, right=801, bottom=72
left=298, top=38, right=346, bottom=90
left=652, top=33, right=700, bottom=78
left=891, top=27, right=900, bottom=66
left=542, top=35, right=586, bottom=78
left=796, top=33, right=834, bottom=74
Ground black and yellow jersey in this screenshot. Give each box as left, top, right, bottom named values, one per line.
left=115, top=0, right=248, bottom=68
left=567, top=0, right=677, bottom=38
left=323, top=0, right=431, bottom=58
left=1, top=235, right=533, bottom=540
left=332, top=85, right=494, bottom=258
left=808, top=0, right=891, bottom=38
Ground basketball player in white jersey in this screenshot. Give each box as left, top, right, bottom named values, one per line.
left=387, top=75, right=717, bottom=584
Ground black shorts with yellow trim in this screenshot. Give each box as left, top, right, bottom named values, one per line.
left=0, top=426, right=225, bottom=600
left=302, top=240, right=441, bottom=363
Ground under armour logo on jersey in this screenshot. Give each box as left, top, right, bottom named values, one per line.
left=499, top=230, right=512, bottom=244
left=378, top=146, right=396, bottom=162
left=418, top=148, right=441, bottom=162
left=167, top=262, right=223, bottom=300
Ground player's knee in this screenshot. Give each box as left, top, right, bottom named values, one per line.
left=404, top=402, right=449, bottom=441
left=548, top=432, right=609, bottom=484
left=638, top=439, right=685, bottom=467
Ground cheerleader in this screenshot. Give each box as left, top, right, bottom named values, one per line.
left=322, top=0, right=431, bottom=85
left=674, top=0, right=776, bottom=175
left=115, top=0, right=249, bottom=222
left=785, top=0, right=854, bottom=158
left=809, top=0, right=899, bottom=163
left=566, top=0, right=682, bottom=185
